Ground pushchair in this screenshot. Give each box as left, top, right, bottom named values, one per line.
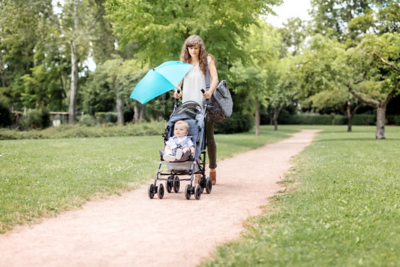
left=147, top=97, right=213, bottom=200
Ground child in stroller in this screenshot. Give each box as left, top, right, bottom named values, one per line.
left=160, top=120, right=195, bottom=162
left=148, top=100, right=213, bottom=200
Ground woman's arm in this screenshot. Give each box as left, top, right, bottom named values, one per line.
left=203, top=56, right=219, bottom=99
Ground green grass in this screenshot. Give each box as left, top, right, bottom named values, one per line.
left=202, top=125, right=400, bottom=267
left=0, top=125, right=298, bottom=233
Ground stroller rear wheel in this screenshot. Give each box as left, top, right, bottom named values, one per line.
left=166, top=176, right=173, bottom=193
left=148, top=184, right=155, bottom=199
left=195, top=184, right=202, bottom=200
left=173, top=176, right=180, bottom=193
left=206, top=177, right=212, bottom=194
left=185, top=184, right=191, bottom=200
left=157, top=183, right=164, bottom=199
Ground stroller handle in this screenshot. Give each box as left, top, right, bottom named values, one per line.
left=174, top=89, right=181, bottom=108
left=201, top=89, right=210, bottom=105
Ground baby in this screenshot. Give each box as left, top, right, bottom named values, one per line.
left=162, top=120, right=195, bottom=162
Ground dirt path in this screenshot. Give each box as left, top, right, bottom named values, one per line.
left=0, top=130, right=319, bottom=267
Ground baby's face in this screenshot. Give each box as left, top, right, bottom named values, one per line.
left=174, top=125, right=188, bottom=138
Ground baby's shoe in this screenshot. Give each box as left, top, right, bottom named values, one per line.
left=163, top=154, right=176, bottom=162
left=175, top=149, right=183, bottom=160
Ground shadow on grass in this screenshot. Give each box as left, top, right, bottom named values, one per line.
left=315, top=138, right=400, bottom=142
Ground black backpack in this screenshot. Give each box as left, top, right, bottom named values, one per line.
left=205, top=62, right=233, bottom=122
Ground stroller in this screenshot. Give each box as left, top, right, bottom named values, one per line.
left=147, top=98, right=213, bottom=200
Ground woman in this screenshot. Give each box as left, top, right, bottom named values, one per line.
left=174, top=35, right=219, bottom=185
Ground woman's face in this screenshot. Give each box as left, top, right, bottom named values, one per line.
left=188, top=44, right=200, bottom=58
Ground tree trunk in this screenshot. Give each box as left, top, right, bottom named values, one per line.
left=273, top=107, right=278, bottom=131
left=273, top=105, right=282, bottom=131
left=134, top=101, right=139, bottom=123
left=68, top=0, right=79, bottom=124
left=255, top=96, right=260, bottom=136
left=376, top=105, right=386, bottom=139
left=115, top=81, right=124, bottom=126
left=69, top=41, right=78, bottom=124
left=346, top=101, right=352, bottom=132
left=139, top=104, right=146, bottom=122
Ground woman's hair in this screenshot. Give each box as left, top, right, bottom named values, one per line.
left=179, top=35, right=215, bottom=75
left=175, top=120, right=189, bottom=131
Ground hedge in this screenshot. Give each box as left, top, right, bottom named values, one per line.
left=279, top=114, right=378, bottom=125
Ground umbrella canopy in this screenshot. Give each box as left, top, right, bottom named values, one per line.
left=130, top=61, right=194, bottom=104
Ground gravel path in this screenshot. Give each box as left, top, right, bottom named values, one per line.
left=0, top=130, right=319, bottom=267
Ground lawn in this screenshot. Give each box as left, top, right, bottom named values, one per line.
left=0, top=125, right=298, bottom=233
left=203, top=125, right=400, bottom=266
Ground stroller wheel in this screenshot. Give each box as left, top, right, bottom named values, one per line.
left=194, top=184, right=202, bottom=200
left=184, top=184, right=191, bottom=200
left=173, top=176, right=180, bottom=193
left=206, top=177, right=213, bottom=194
left=148, top=184, right=155, bottom=199
left=199, top=176, right=205, bottom=193
left=166, top=176, right=172, bottom=193
left=157, top=184, right=164, bottom=199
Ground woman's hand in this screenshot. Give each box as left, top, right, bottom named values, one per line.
left=174, top=88, right=182, bottom=99
left=202, top=90, right=213, bottom=99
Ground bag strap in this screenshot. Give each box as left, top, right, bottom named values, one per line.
left=205, top=57, right=211, bottom=91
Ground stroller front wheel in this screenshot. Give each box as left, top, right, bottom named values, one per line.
left=206, top=177, right=212, bottom=194
left=157, top=183, right=164, bottom=199
left=194, top=184, right=202, bottom=200
left=185, top=184, right=191, bottom=200
left=148, top=184, right=155, bottom=199
left=166, top=176, right=173, bottom=193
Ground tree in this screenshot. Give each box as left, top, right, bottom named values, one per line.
left=296, top=34, right=379, bottom=132
left=106, top=0, right=282, bottom=78
left=229, top=22, right=281, bottom=135
left=42, top=0, right=106, bottom=124
left=279, top=17, right=308, bottom=56
left=348, top=33, right=400, bottom=139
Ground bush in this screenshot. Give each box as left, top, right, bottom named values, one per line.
left=352, top=114, right=376, bottom=125
left=26, top=108, right=51, bottom=129
left=215, top=112, right=254, bottom=134
left=332, top=115, right=346, bottom=125
left=0, top=121, right=165, bottom=140
left=80, top=115, right=96, bottom=127
left=0, top=99, right=12, bottom=127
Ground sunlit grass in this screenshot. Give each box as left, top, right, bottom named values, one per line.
left=203, top=126, right=400, bottom=266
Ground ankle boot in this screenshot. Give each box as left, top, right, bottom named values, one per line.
left=209, top=169, right=216, bottom=185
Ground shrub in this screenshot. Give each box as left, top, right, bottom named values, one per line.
left=332, top=115, right=346, bottom=125
left=214, top=112, right=254, bottom=134
left=26, top=108, right=51, bottom=129
left=0, top=99, right=12, bottom=127
left=80, top=115, right=96, bottom=127
left=105, top=112, right=118, bottom=123
left=352, top=114, right=376, bottom=125
left=389, top=115, right=400, bottom=126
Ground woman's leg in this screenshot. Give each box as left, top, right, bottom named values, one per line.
left=206, top=121, right=217, bottom=184
left=206, top=121, right=217, bottom=169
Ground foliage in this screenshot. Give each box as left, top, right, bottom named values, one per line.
left=0, top=121, right=166, bottom=140
left=203, top=126, right=400, bottom=266
left=285, top=114, right=335, bottom=125
left=19, top=108, right=51, bottom=130
left=105, top=0, right=282, bottom=77
left=0, top=125, right=298, bottom=232
left=214, top=113, right=254, bottom=134
left=352, top=114, right=376, bottom=125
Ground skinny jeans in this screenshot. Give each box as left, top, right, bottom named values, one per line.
left=206, top=121, right=217, bottom=169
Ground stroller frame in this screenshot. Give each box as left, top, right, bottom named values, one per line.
left=148, top=98, right=213, bottom=200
